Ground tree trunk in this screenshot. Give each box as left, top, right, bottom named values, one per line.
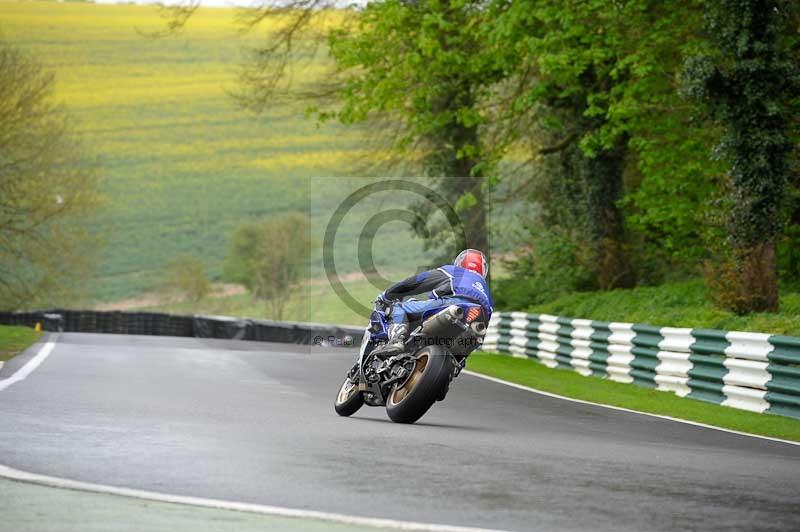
left=736, top=240, right=779, bottom=312
left=417, top=117, right=490, bottom=268
left=454, top=152, right=489, bottom=254
left=583, top=136, right=636, bottom=289
left=710, top=240, right=779, bottom=314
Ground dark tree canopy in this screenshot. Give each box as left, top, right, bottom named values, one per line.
left=682, top=0, right=800, bottom=312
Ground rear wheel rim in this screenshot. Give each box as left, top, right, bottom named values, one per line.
left=389, top=352, right=429, bottom=406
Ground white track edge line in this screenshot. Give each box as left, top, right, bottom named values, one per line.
left=0, top=464, right=505, bottom=532
left=0, top=341, right=55, bottom=392
left=462, top=370, right=800, bottom=447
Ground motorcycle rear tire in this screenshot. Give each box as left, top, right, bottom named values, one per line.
left=386, top=345, right=452, bottom=424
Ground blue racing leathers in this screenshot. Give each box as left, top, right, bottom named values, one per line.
left=382, top=265, right=493, bottom=325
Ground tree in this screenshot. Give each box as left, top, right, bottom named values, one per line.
left=160, top=255, right=211, bottom=303
left=223, top=212, right=311, bottom=320
left=0, top=41, right=102, bottom=310
left=327, top=0, right=502, bottom=265
left=487, top=0, right=642, bottom=289
left=681, top=0, right=800, bottom=312
left=488, top=0, right=720, bottom=288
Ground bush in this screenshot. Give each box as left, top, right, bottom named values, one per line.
left=223, top=212, right=312, bottom=320
left=521, top=279, right=800, bottom=335
left=161, top=255, right=211, bottom=303
left=493, top=227, right=595, bottom=310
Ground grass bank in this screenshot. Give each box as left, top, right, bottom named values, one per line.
left=467, top=353, right=800, bottom=442
left=0, top=326, right=41, bottom=363
left=517, top=279, right=800, bottom=335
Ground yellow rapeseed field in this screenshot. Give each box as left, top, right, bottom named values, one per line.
left=2, top=0, right=389, bottom=301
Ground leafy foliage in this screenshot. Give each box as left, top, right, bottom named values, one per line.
left=523, top=278, right=800, bottom=335
left=490, top=0, right=798, bottom=311
left=327, top=0, right=501, bottom=263
left=160, top=255, right=211, bottom=303
left=681, top=0, right=800, bottom=311
left=681, top=0, right=798, bottom=245
left=0, top=40, right=102, bottom=310
left=487, top=0, right=677, bottom=288
left=492, top=226, right=595, bottom=309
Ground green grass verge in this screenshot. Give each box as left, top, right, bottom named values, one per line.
left=521, top=279, right=800, bottom=335
left=0, top=326, right=41, bottom=363
left=467, top=353, right=800, bottom=442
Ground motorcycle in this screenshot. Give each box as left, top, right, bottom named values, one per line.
left=334, top=298, right=488, bottom=424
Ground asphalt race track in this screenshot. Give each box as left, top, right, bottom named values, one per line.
left=1, top=333, right=799, bottom=532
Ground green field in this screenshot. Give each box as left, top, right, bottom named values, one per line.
left=467, top=353, right=800, bottom=442
left=1, top=1, right=432, bottom=303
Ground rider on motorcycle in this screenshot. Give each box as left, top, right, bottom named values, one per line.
left=372, top=248, right=493, bottom=355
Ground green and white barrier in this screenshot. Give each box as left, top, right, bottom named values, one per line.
left=482, top=312, right=800, bottom=420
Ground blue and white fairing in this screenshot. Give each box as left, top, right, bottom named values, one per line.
left=357, top=308, right=388, bottom=362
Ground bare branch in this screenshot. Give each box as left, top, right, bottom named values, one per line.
left=135, top=1, right=200, bottom=38
left=538, top=132, right=579, bottom=155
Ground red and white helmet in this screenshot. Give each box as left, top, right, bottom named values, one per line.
left=454, top=249, right=488, bottom=278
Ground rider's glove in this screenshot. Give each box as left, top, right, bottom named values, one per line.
left=374, top=292, right=393, bottom=316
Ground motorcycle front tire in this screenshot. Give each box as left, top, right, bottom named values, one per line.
left=334, top=374, right=364, bottom=417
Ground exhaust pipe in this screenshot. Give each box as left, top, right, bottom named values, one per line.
left=420, top=305, right=463, bottom=337
left=446, top=305, right=464, bottom=320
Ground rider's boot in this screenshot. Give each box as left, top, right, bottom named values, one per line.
left=373, top=323, right=409, bottom=355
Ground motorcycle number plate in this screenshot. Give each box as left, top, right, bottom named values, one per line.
left=358, top=383, right=367, bottom=391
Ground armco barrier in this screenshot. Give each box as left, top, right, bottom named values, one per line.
left=0, top=310, right=363, bottom=347
left=482, top=312, right=800, bottom=420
